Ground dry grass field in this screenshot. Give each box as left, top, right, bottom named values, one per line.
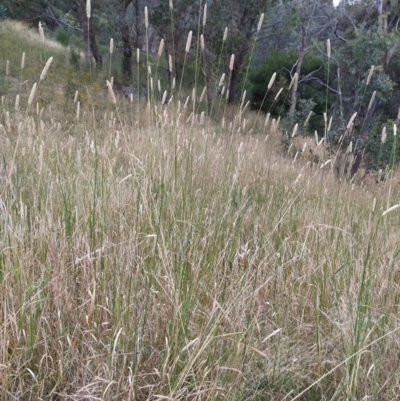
left=1, top=20, right=400, bottom=401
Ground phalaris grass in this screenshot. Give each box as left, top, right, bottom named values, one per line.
left=1, top=9, right=400, bottom=401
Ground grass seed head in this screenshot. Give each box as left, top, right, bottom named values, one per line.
left=268, top=72, right=276, bottom=89
left=106, top=80, right=117, bottom=104
left=161, top=90, right=167, bottom=105
left=21, top=52, right=25, bottom=69
left=27, top=82, right=37, bottom=109
left=40, top=57, right=53, bottom=81
left=203, top=4, right=207, bottom=26
left=185, top=31, right=193, bottom=53
left=327, top=39, right=331, bottom=59
left=289, top=72, right=298, bottom=91
left=366, top=65, right=374, bottom=86
left=229, top=54, right=235, bottom=71
left=368, top=91, right=376, bottom=110
left=347, top=112, right=357, bottom=130
left=110, top=38, right=114, bottom=54
left=274, top=88, right=283, bottom=101
left=382, top=126, right=387, bottom=144
left=157, top=39, right=164, bottom=56
left=86, top=0, right=91, bottom=19
left=304, top=111, right=313, bottom=127
left=257, top=13, right=264, bottom=33
left=199, top=86, right=206, bottom=103
left=223, top=27, right=228, bottom=42
left=292, top=123, right=298, bottom=137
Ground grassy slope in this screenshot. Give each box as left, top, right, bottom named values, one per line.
left=1, top=21, right=400, bottom=401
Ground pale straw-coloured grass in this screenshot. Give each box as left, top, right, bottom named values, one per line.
left=1, top=14, right=400, bottom=401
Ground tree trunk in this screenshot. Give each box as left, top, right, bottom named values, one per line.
left=228, top=52, right=244, bottom=104
left=89, top=25, right=102, bottom=68
left=349, top=95, right=378, bottom=177
left=204, top=50, right=214, bottom=114
left=134, top=0, right=140, bottom=49
left=119, top=0, right=133, bottom=83
left=74, top=0, right=102, bottom=69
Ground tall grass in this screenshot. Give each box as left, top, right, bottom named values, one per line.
left=1, top=15, right=400, bottom=401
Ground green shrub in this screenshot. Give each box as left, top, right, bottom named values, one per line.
left=55, top=28, right=70, bottom=47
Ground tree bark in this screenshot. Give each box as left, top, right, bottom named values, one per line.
left=228, top=52, right=244, bottom=104
left=119, top=0, right=133, bottom=83
left=74, top=0, right=102, bottom=69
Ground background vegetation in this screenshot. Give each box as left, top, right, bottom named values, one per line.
left=1, top=1, right=400, bottom=400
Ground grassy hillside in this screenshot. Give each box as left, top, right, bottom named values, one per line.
left=1, top=21, right=400, bottom=401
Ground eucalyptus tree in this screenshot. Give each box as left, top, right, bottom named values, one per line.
left=333, top=0, right=400, bottom=176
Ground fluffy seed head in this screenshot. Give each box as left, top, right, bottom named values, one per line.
left=27, top=82, right=37, bottom=108
left=185, top=31, right=193, bottom=53
left=203, top=4, right=207, bottom=26
left=327, top=39, right=331, bottom=59
left=86, top=0, right=91, bottom=19
left=110, top=38, right=114, bottom=54
left=328, top=116, right=332, bottom=132
left=381, top=126, right=387, bottom=144
left=184, top=96, right=189, bottom=109
left=274, top=88, right=283, bottom=101
left=291, top=123, right=298, bottom=137
left=169, top=0, right=173, bottom=10
left=268, top=72, right=276, bottom=89
left=347, top=112, right=357, bottom=130
left=39, top=22, right=44, bottom=44
left=145, top=7, right=148, bottom=28
left=200, top=86, right=206, bottom=102
left=161, top=90, right=167, bottom=105
left=289, top=73, right=298, bottom=91
left=223, top=27, right=228, bottom=42
left=229, top=54, right=235, bottom=71
left=137, top=48, right=140, bottom=63
left=264, top=113, right=270, bottom=127
left=106, top=80, right=117, bottom=104
left=200, top=34, right=204, bottom=51
left=382, top=204, right=400, bottom=216
left=6, top=60, right=9, bottom=76
left=394, top=123, right=397, bottom=136
left=15, top=94, right=19, bottom=112
left=257, top=13, right=264, bottom=32
left=304, top=111, right=313, bottom=127
left=21, top=52, right=25, bottom=70
left=169, top=55, right=173, bottom=72
left=76, top=101, right=80, bottom=121
left=219, top=73, right=225, bottom=86
left=368, top=91, right=376, bottom=110
left=158, top=39, right=164, bottom=56
left=40, top=57, right=53, bottom=81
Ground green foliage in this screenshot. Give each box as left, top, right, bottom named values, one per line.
left=365, top=122, right=400, bottom=170
left=55, top=28, right=70, bottom=47
left=248, top=50, right=327, bottom=131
